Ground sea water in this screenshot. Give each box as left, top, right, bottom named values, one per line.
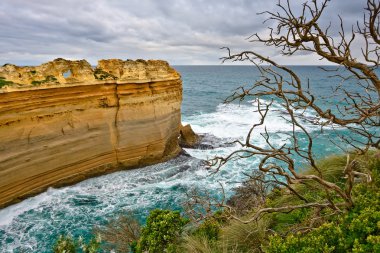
left=0, top=66, right=370, bottom=252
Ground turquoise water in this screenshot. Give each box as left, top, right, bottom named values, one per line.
left=0, top=66, right=374, bottom=252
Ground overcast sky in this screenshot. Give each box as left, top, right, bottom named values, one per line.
left=0, top=0, right=369, bottom=66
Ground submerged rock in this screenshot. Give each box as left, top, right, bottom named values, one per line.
left=193, top=133, right=236, bottom=150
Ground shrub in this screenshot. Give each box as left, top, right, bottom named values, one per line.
left=53, top=235, right=76, bottom=253
left=93, top=69, right=116, bottom=80
left=137, top=209, right=189, bottom=253
left=0, top=77, right=13, bottom=88
left=79, top=236, right=101, bottom=253
left=95, top=214, right=141, bottom=252
left=227, top=171, right=273, bottom=216
left=265, top=159, right=380, bottom=253
left=31, top=75, right=58, bottom=86
left=52, top=234, right=101, bottom=253
left=193, top=219, right=220, bottom=242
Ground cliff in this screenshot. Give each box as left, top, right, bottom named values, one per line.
left=0, top=58, right=182, bottom=208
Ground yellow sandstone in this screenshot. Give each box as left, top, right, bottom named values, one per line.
left=0, top=58, right=182, bottom=208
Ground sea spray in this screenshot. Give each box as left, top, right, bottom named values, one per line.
left=0, top=66, right=351, bottom=252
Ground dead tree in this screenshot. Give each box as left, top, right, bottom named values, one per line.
left=209, top=0, right=379, bottom=223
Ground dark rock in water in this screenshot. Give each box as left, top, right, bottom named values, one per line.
left=179, top=124, right=200, bottom=148
left=70, top=195, right=101, bottom=206
left=190, top=133, right=235, bottom=150
left=179, top=123, right=235, bottom=150
left=179, top=165, right=191, bottom=172
left=179, top=148, right=192, bottom=157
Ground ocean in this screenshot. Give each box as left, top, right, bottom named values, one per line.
left=0, top=66, right=366, bottom=252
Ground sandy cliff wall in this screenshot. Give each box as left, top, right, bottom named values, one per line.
left=0, top=59, right=182, bottom=208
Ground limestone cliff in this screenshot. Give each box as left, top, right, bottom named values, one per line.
left=0, top=59, right=182, bottom=208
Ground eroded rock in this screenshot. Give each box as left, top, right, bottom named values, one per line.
left=0, top=58, right=181, bottom=90
left=0, top=58, right=182, bottom=208
left=179, top=124, right=200, bottom=148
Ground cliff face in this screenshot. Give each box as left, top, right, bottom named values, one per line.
left=0, top=59, right=182, bottom=208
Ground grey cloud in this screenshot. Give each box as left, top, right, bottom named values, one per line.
left=0, top=0, right=371, bottom=65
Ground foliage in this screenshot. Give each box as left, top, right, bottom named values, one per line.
left=0, top=77, right=13, bottom=88
left=93, top=68, right=117, bottom=80
left=53, top=235, right=76, bottom=253
left=52, top=234, right=101, bottom=253
left=79, top=236, right=101, bottom=253
left=95, top=214, right=141, bottom=252
left=266, top=190, right=380, bottom=252
left=193, top=219, right=221, bottom=242
left=265, top=154, right=380, bottom=252
left=182, top=153, right=380, bottom=253
left=227, top=170, right=275, bottom=216
left=137, top=209, right=189, bottom=253
left=49, top=156, right=379, bottom=253
left=31, top=75, right=58, bottom=86
left=207, top=0, right=380, bottom=236
left=182, top=234, right=218, bottom=253
left=220, top=217, right=270, bottom=253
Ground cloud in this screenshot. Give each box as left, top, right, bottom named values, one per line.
left=0, top=0, right=370, bottom=65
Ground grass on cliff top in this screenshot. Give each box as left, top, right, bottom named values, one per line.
left=31, top=75, right=58, bottom=86
left=93, top=68, right=117, bottom=80
left=51, top=152, right=380, bottom=253
left=182, top=152, right=380, bottom=253
left=0, top=76, right=13, bottom=88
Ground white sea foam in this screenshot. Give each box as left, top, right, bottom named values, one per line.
left=0, top=189, right=54, bottom=227
left=0, top=100, right=337, bottom=252
left=184, top=100, right=321, bottom=139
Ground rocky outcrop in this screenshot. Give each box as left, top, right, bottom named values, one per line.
left=0, top=59, right=182, bottom=208
left=179, top=124, right=200, bottom=148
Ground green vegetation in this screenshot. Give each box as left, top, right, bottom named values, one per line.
left=53, top=234, right=101, bottom=253
left=53, top=209, right=188, bottom=253
left=31, top=75, right=58, bottom=86
left=51, top=0, right=378, bottom=251
left=53, top=235, right=76, bottom=253
left=0, top=76, right=13, bottom=88
left=185, top=153, right=380, bottom=253
left=93, top=68, right=117, bottom=80
left=52, top=153, right=380, bottom=252
left=266, top=156, right=380, bottom=253
left=95, top=214, right=140, bottom=252
left=137, top=209, right=189, bottom=253
left=192, top=218, right=220, bottom=242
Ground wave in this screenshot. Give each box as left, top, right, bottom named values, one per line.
left=0, top=100, right=343, bottom=252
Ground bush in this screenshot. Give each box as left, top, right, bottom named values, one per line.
left=137, top=209, right=189, bottom=253
left=193, top=219, right=220, bottom=242
left=0, top=77, right=13, bottom=88
left=53, top=235, right=76, bottom=253
left=93, top=68, right=117, bottom=80
left=52, top=234, right=101, bottom=253
left=265, top=158, right=380, bottom=253
left=31, top=75, right=58, bottom=86
left=227, top=171, right=273, bottom=216
left=95, top=214, right=140, bottom=252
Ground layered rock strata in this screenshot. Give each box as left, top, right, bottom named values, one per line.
left=0, top=59, right=182, bottom=208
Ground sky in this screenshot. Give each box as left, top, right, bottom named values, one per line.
left=0, top=0, right=369, bottom=66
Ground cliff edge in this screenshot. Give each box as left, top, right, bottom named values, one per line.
left=0, top=58, right=182, bottom=208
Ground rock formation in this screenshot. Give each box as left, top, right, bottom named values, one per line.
left=179, top=124, right=200, bottom=148
left=0, top=58, right=182, bottom=208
